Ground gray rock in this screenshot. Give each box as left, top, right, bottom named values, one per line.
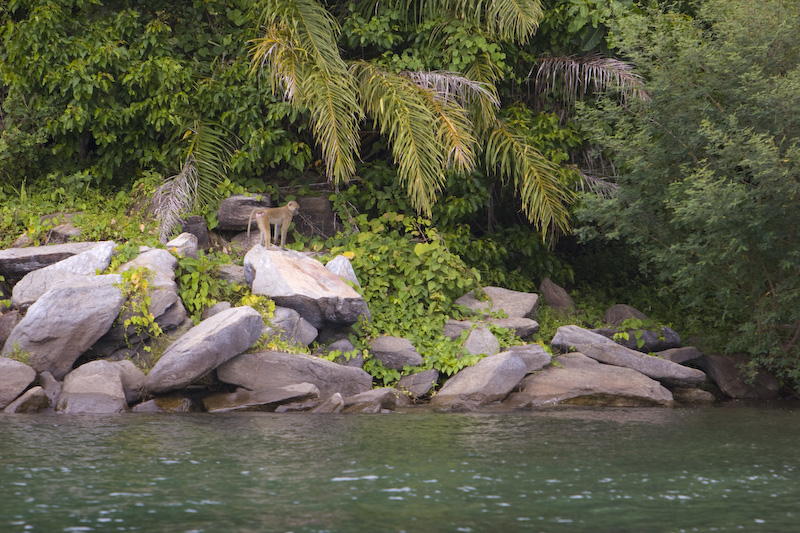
left=244, top=247, right=369, bottom=329
left=431, top=351, right=527, bottom=410
left=202, top=383, right=320, bottom=413
left=0, top=311, right=21, bottom=347
left=165, top=233, right=199, bottom=259
left=3, top=386, right=51, bottom=413
left=40, top=371, right=62, bottom=406
left=325, top=255, right=361, bottom=287
left=218, top=264, right=245, bottom=285
left=0, top=241, right=110, bottom=281
left=507, top=344, right=552, bottom=373
left=396, top=368, right=439, bottom=399
left=602, top=304, right=648, bottom=327
left=488, top=317, right=539, bottom=339
left=455, top=286, right=539, bottom=318
left=658, top=346, right=703, bottom=365
left=265, top=306, right=319, bottom=347
left=343, top=387, right=399, bottom=413
left=370, top=336, right=424, bottom=370
left=202, top=301, right=232, bottom=320
left=117, top=248, right=179, bottom=292
left=311, top=392, right=344, bottom=413
left=218, top=350, right=373, bottom=399
left=294, top=196, right=339, bottom=240
left=462, top=326, right=500, bottom=357
left=671, top=387, right=716, bottom=405
left=697, top=353, right=780, bottom=400
left=539, top=278, right=575, bottom=314
left=56, top=360, right=128, bottom=414
left=443, top=319, right=473, bottom=339
left=551, top=325, right=706, bottom=387
left=113, top=360, right=145, bottom=404
left=11, top=241, right=117, bottom=310
left=3, top=282, right=125, bottom=380
left=0, top=357, right=36, bottom=409
left=507, top=353, right=674, bottom=407
left=144, top=306, right=264, bottom=394
left=132, top=395, right=197, bottom=413
left=217, top=194, right=271, bottom=231
left=182, top=215, right=210, bottom=251
left=591, top=326, right=682, bottom=353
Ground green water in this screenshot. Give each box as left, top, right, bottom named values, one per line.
left=1, top=406, right=798, bottom=532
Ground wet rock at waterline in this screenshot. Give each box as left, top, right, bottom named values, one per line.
left=507, top=353, right=675, bottom=407
left=144, top=306, right=264, bottom=394
left=551, top=325, right=706, bottom=387
left=697, top=353, right=780, bottom=400
left=3, top=386, right=51, bottom=413
left=218, top=350, right=373, bottom=399
left=0, top=357, right=36, bottom=409
left=3, top=282, right=125, bottom=380
left=396, top=369, right=439, bottom=399
left=244, top=247, right=370, bottom=329
left=55, top=360, right=132, bottom=414
left=202, top=383, right=320, bottom=413
left=431, top=351, right=528, bottom=410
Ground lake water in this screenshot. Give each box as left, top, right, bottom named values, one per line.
left=1, top=405, right=798, bottom=532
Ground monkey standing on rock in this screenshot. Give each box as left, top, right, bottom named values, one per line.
left=247, top=200, right=300, bottom=249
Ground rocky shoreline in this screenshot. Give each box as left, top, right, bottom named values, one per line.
left=0, top=215, right=782, bottom=414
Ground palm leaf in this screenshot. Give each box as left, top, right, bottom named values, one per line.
left=353, top=61, right=446, bottom=214
left=250, top=0, right=362, bottom=184
left=532, top=53, right=651, bottom=104
left=153, top=157, right=198, bottom=243
left=484, top=120, right=574, bottom=237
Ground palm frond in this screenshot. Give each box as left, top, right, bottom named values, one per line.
left=462, top=52, right=502, bottom=132
left=249, top=0, right=362, bottom=184
left=353, top=61, right=447, bottom=215
left=484, top=120, right=574, bottom=237
left=153, top=157, right=198, bottom=243
left=401, top=71, right=482, bottom=174
left=182, top=121, right=234, bottom=206
left=531, top=53, right=650, bottom=105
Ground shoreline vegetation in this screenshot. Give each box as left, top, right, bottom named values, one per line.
left=2, top=0, right=798, bottom=405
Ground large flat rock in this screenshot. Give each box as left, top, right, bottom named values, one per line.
left=0, top=241, right=112, bottom=281
left=431, top=351, right=528, bottom=410
left=217, top=350, right=373, bottom=399
left=507, top=353, right=674, bottom=407
left=551, top=325, right=706, bottom=386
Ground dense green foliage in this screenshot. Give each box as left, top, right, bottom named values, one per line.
left=578, top=0, right=800, bottom=384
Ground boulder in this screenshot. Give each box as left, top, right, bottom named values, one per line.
left=455, top=286, right=539, bottom=318
left=144, top=306, right=263, bottom=394
left=462, top=326, right=500, bottom=357
left=117, top=248, right=179, bottom=292
left=507, top=353, right=674, bottom=407
left=0, top=241, right=110, bottom=281
left=245, top=247, right=369, bottom=329
left=3, top=386, right=51, bottom=413
left=396, top=368, right=439, bottom=399
left=0, top=311, right=21, bottom=347
left=3, top=282, right=126, bottom=380
left=165, top=233, right=199, bottom=259
left=218, top=264, right=245, bottom=285
left=311, top=392, right=344, bottom=414
left=325, top=255, right=361, bottom=287
left=506, top=344, right=552, bottom=373
left=671, top=387, right=716, bottom=405
left=488, top=317, right=539, bottom=339
left=56, top=360, right=129, bottom=414
left=343, top=387, right=399, bottom=413
left=113, top=360, right=146, bottom=404
left=10, top=241, right=117, bottom=310
left=216, top=194, right=271, bottom=231
left=551, top=325, right=706, bottom=387
left=370, top=336, right=424, bottom=370
left=39, top=371, right=62, bottom=406
left=697, top=353, right=780, bottom=400
left=294, top=196, right=339, bottom=239
left=0, top=357, right=37, bottom=409
left=431, top=351, right=527, bottom=410
left=318, top=338, right=364, bottom=368
left=265, top=306, right=319, bottom=347
left=538, top=278, right=575, bottom=314
left=132, top=395, right=198, bottom=413
left=658, top=346, right=703, bottom=365
left=202, top=301, right=232, bottom=320
left=602, top=304, right=648, bottom=327
left=217, top=350, right=373, bottom=399
left=591, top=326, right=682, bottom=353
left=181, top=215, right=211, bottom=251
left=202, top=383, right=320, bottom=413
